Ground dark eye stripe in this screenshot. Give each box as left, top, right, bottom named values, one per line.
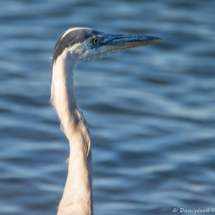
left=51, top=29, right=102, bottom=71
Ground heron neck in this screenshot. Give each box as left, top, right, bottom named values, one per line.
left=51, top=52, right=93, bottom=215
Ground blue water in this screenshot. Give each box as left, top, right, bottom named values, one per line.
left=0, top=0, right=215, bottom=215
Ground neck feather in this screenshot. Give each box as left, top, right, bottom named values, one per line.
left=51, top=50, right=93, bottom=215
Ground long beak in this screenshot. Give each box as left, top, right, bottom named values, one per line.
left=103, top=34, right=163, bottom=51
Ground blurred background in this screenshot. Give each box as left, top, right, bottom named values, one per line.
left=0, top=0, right=215, bottom=214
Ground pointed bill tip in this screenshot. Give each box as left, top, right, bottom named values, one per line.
left=143, top=36, right=164, bottom=46
left=156, top=37, right=164, bottom=43
left=156, top=37, right=164, bottom=42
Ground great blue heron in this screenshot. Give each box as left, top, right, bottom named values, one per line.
left=51, top=27, right=163, bottom=215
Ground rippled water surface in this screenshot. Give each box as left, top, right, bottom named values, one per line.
left=0, top=0, right=215, bottom=214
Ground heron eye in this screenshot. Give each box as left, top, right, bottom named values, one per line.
left=93, top=37, right=99, bottom=45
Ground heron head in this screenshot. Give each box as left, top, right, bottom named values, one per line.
left=51, top=27, right=163, bottom=69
